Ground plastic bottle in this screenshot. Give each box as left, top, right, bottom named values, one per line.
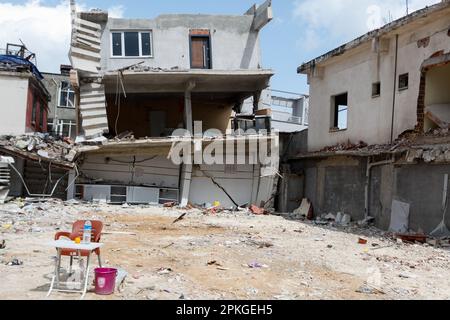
left=82, top=220, right=92, bottom=244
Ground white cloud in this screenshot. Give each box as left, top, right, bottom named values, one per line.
left=293, top=0, right=441, bottom=52
left=108, top=5, right=125, bottom=18
left=0, top=0, right=124, bottom=73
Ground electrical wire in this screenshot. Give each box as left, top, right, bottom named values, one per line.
left=108, top=156, right=157, bottom=164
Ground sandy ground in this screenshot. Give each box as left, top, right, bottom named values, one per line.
left=0, top=199, right=450, bottom=300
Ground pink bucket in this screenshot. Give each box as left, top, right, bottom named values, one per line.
left=94, top=268, right=117, bottom=295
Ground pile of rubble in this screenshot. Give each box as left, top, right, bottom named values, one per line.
left=406, top=146, right=450, bottom=163
left=424, top=127, right=450, bottom=137
left=319, top=140, right=369, bottom=152
left=0, top=133, right=77, bottom=163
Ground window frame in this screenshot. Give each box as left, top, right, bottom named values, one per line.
left=372, top=82, right=381, bottom=98
left=58, top=81, right=75, bottom=108
left=330, top=92, right=348, bottom=132
left=52, top=119, right=76, bottom=138
left=398, top=73, right=409, bottom=91
left=110, top=30, right=154, bottom=58
left=189, top=34, right=212, bottom=69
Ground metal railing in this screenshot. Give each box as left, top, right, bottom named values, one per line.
left=271, top=111, right=305, bottom=125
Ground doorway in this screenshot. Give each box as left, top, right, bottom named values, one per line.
left=190, top=36, right=211, bottom=69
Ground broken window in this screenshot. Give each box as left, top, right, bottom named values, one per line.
left=52, top=119, right=76, bottom=138
left=58, top=81, right=75, bottom=108
left=372, top=82, right=381, bottom=97
left=331, top=93, right=348, bottom=131
left=399, top=73, right=409, bottom=91
left=111, top=31, right=153, bottom=57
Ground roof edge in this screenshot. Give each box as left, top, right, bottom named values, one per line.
left=297, top=1, right=450, bottom=74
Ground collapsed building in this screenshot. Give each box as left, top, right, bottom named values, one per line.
left=64, top=1, right=279, bottom=208
left=0, top=44, right=75, bottom=201
left=281, top=1, right=450, bottom=234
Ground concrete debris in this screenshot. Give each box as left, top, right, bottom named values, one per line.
left=249, top=205, right=268, bottom=215
left=358, top=216, right=375, bottom=227
left=247, top=262, right=268, bottom=269
left=207, top=260, right=222, bottom=267
left=163, top=202, right=177, bottom=208
left=115, top=269, right=128, bottom=293
left=356, top=284, right=385, bottom=295
left=395, top=233, right=427, bottom=244
left=157, top=267, right=173, bottom=275
left=300, top=128, right=450, bottom=164
left=0, top=240, right=5, bottom=249
left=6, top=258, right=23, bottom=266
left=1, top=202, right=450, bottom=299
left=335, top=212, right=351, bottom=226
left=425, top=104, right=450, bottom=129
left=293, top=198, right=314, bottom=220
left=0, top=133, right=76, bottom=165
left=320, top=140, right=368, bottom=152
left=323, top=213, right=336, bottom=221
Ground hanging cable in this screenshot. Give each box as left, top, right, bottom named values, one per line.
left=114, top=71, right=127, bottom=137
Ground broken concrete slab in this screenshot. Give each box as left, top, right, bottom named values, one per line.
left=293, top=198, right=313, bottom=220
left=425, top=104, right=450, bottom=129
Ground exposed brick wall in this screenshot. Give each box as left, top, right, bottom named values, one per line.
left=189, top=29, right=210, bottom=36
left=415, top=72, right=426, bottom=132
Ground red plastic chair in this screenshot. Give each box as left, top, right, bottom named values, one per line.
left=55, top=220, right=103, bottom=269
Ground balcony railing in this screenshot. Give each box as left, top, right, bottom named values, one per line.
left=272, top=111, right=305, bottom=126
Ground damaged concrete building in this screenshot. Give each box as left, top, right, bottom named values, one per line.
left=270, top=90, right=309, bottom=133
left=67, top=1, right=279, bottom=208
left=0, top=44, right=76, bottom=202
left=284, top=1, right=450, bottom=234
left=0, top=44, right=50, bottom=136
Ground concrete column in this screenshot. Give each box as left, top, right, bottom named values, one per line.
left=179, top=164, right=192, bottom=207
left=251, top=164, right=260, bottom=205
left=184, top=81, right=196, bottom=135
left=66, top=170, right=76, bottom=200
left=253, top=91, right=261, bottom=114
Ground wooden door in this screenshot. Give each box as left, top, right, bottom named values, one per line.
left=191, top=36, right=211, bottom=69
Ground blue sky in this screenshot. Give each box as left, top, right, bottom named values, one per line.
left=0, top=0, right=440, bottom=94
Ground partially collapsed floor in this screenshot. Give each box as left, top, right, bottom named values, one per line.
left=0, top=200, right=449, bottom=300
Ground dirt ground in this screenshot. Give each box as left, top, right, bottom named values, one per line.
left=0, top=199, right=450, bottom=300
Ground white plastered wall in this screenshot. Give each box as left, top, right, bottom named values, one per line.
left=0, top=75, right=29, bottom=135
left=307, top=14, right=450, bottom=151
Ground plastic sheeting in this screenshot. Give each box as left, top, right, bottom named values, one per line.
left=0, top=55, right=43, bottom=80
left=389, top=200, right=410, bottom=233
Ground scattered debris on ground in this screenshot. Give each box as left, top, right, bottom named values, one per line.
left=1, top=200, right=450, bottom=300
